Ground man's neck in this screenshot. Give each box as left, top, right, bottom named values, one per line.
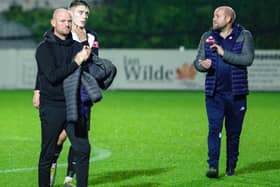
left=54, top=31, right=67, bottom=40
left=220, top=26, right=233, bottom=39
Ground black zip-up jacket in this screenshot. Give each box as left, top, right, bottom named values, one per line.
left=35, top=29, right=81, bottom=105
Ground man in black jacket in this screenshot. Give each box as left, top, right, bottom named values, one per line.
left=35, top=2, right=116, bottom=187
left=36, top=8, right=92, bottom=187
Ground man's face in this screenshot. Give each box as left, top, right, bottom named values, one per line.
left=212, top=8, right=228, bottom=30
left=70, top=5, right=89, bottom=28
left=52, top=10, right=72, bottom=37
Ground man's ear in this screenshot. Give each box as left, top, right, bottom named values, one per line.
left=226, top=15, right=232, bottom=24
left=50, top=19, right=55, bottom=27
left=68, top=9, right=73, bottom=17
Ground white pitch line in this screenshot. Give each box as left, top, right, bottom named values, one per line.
left=0, top=146, right=111, bottom=174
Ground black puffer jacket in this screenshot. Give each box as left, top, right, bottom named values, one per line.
left=64, top=54, right=117, bottom=122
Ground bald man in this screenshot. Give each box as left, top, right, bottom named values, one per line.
left=193, top=6, right=254, bottom=178
left=35, top=8, right=91, bottom=187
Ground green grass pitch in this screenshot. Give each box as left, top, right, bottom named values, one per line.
left=0, top=90, right=280, bottom=187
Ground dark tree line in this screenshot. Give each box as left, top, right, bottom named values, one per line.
left=2, top=0, right=279, bottom=49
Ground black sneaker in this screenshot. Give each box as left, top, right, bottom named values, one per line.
left=206, top=167, right=219, bottom=178
left=226, top=168, right=235, bottom=176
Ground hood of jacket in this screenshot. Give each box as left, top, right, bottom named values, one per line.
left=43, top=28, right=75, bottom=46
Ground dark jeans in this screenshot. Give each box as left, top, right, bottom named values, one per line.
left=38, top=103, right=91, bottom=187
left=206, top=94, right=246, bottom=169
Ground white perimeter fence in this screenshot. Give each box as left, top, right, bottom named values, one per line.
left=0, top=49, right=279, bottom=91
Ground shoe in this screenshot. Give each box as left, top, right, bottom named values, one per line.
left=50, top=163, right=57, bottom=186
left=206, top=167, right=219, bottom=178
left=226, top=168, right=235, bottom=176
left=64, top=180, right=76, bottom=187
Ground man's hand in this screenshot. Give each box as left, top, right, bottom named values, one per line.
left=74, top=45, right=92, bottom=65
left=33, top=90, right=40, bottom=109
left=199, top=59, right=212, bottom=69
left=72, top=24, right=87, bottom=42
left=210, top=44, right=224, bottom=56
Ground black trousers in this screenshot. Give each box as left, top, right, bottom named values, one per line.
left=65, top=120, right=90, bottom=187
left=38, top=103, right=90, bottom=187
left=38, top=104, right=66, bottom=187
left=66, top=104, right=92, bottom=181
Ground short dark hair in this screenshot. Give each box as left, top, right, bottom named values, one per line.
left=69, top=0, right=90, bottom=9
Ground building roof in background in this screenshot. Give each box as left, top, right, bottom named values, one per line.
left=0, top=17, right=32, bottom=38
left=0, top=0, right=69, bottom=12
left=0, top=0, right=100, bottom=12
left=0, top=17, right=35, bottom=48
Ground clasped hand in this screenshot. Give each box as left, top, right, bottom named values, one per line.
left=210, top=44, right=224, bottom=56
left=75, top=45, right=91, bottom=65
left=199, top=44, right=225, bottom=69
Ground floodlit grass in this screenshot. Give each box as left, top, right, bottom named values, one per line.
left=0, top=90, right=279, bottom=187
